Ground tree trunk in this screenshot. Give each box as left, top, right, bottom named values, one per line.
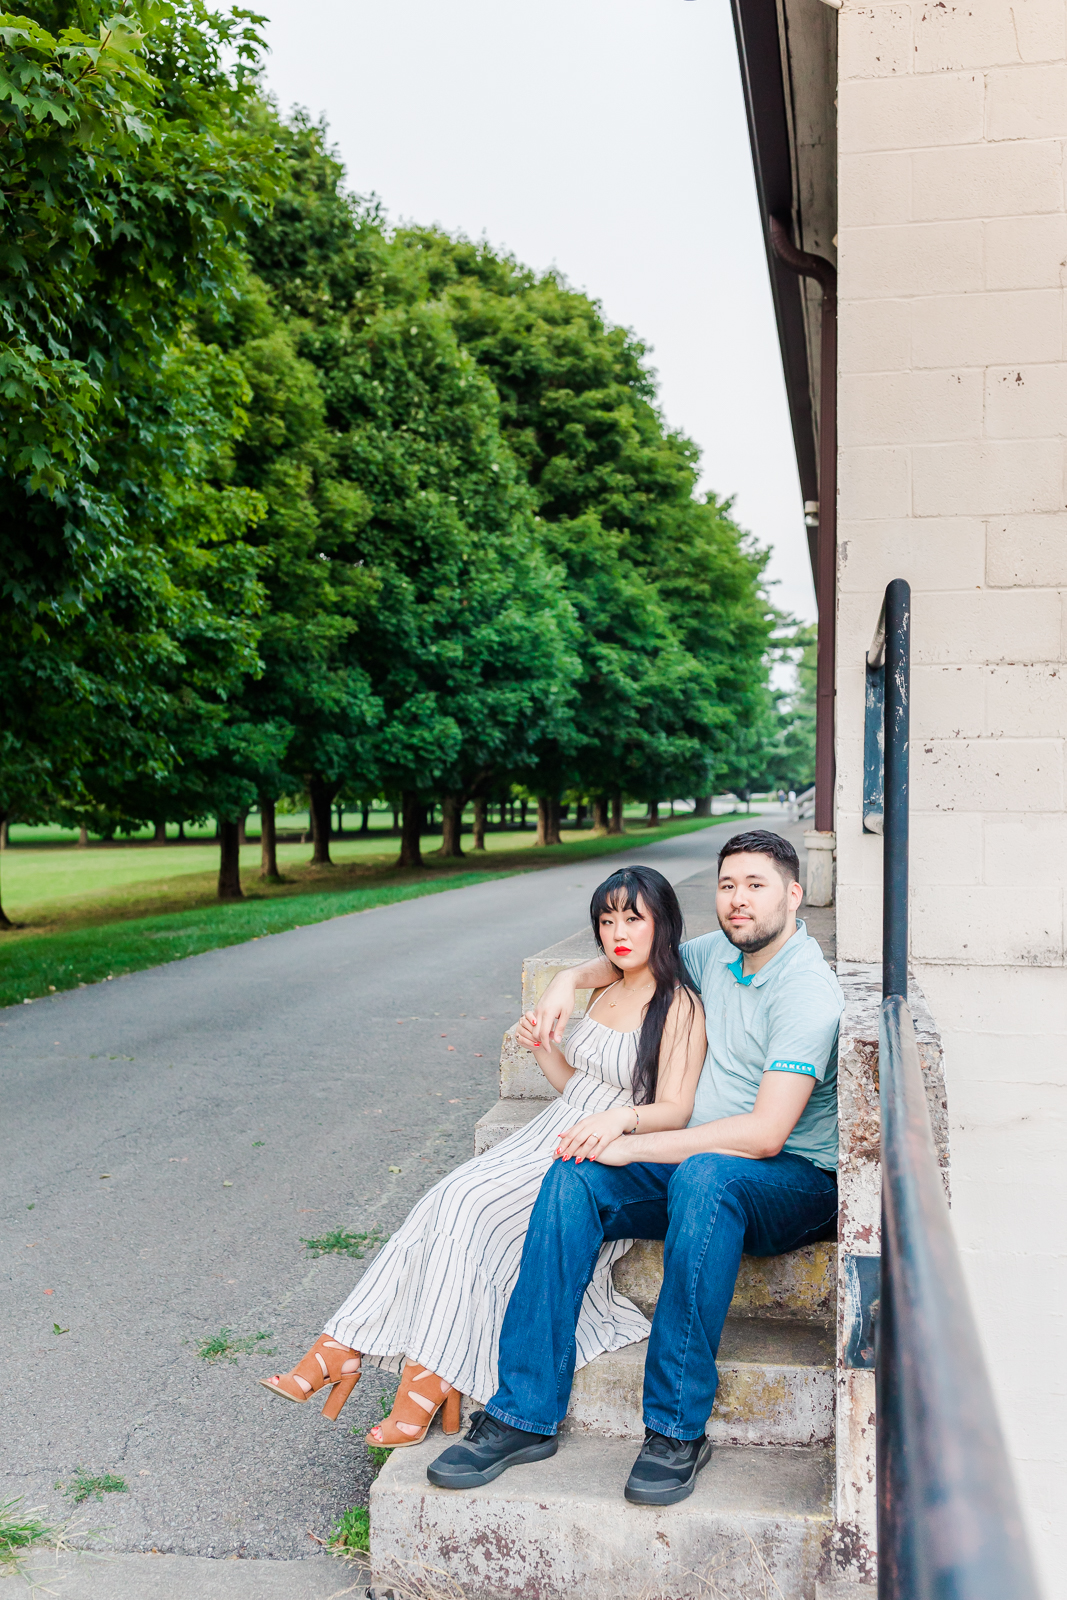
left=307, top=779, right=334, bottom=865
left=336, top=804, right=344, bottom=837
left=592, top=795, right=609, bottom=832
left=536, top=795, right=549, bottom=846
left=0, top=811, right=10, bottom=927
left=472, top=796, right=487, bottom=851
left=178, top=820, right=186, bottom=840
left=360, top=805, right=370, bottom=835
left=440, top=794, right=465, bottom=859
left=78, top=823, right=89, bottom=848
left=153, top=820, right=167, bottom=844
left=520, top=799, right=528, bottom=830
left=609, top=790, right=624, bottom=835
left=692, top=795, right=712, bottom=817
left=392, top=806, right=400, bottom=834
left=647, top=800, right=660, bottom=826
left=0, top=817, right=7, bottom=850
left=576, top=801, right=586, bottom=828
left=399, top=791, right=423, bottom=868
left=217, top=820, right=243, bottom=901
left=237, top=811, right=248, bottom=846
left=536, top=794, right=562, bottom=847
left=259, top=797, right=280, bottom=881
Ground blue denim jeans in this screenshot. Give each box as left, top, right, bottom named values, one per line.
left=486, top=1151, right=838, bottom=1440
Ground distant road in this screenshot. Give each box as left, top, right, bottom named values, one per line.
left=1, top=814, right=793, bottom=1560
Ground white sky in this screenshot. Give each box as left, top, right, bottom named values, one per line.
left=256, top=0, right=815, bottom=624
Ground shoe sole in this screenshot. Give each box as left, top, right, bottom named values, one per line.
left=426, top=1436, right=558, bottom=1489
left=624, top=1437, right=713, bottom=1506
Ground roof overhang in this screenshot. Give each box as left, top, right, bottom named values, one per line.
left=729, top=0, right=837, bottom=585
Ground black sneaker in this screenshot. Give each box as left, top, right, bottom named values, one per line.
left=426, top=1409, right=557, bottom=1490
left=623, top=1428, right=713, bottom=1505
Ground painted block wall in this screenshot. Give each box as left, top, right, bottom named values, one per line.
left=835, top=0, right=1067, bottom=1589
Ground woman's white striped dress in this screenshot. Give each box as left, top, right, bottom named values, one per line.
left=322, top=997, right=651, bottom=1404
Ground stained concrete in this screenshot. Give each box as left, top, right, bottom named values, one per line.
left=373, top=1433, right=833, bottom=1600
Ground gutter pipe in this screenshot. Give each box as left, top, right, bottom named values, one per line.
left=769, top=215, right=837, bottom=835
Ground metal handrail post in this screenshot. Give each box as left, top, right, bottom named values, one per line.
left=882, top=578, right=909, bottom=999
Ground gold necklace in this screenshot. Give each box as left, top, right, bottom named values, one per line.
left=608, top=980, right=654, bottom=1009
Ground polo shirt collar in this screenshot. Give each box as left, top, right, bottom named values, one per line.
left=719, top=919, right=808, bottom=988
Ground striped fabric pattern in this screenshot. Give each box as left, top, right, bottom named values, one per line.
left=323, top=1005, right=652, bottom=1404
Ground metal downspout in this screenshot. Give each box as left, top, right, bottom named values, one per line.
left=769, top=215, right=837, bottom=834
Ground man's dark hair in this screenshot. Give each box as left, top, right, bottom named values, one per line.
left=717, top=830, right=801, bottom=888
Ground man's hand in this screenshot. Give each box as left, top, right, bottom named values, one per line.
left=555, top=1107, right=635, bottom=1162
left=590, top=1135, right=637, bottom=1166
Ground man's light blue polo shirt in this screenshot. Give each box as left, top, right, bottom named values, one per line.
left=681, top=920, right=842, bottom=1172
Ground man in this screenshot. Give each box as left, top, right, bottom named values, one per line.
left=428, top=830, right=842, bottom=1505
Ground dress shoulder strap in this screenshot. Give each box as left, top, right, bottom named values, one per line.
left=586, top=980, right=620, bottom=1019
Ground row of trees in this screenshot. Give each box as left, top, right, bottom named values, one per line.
left=0, top=0, right=814, bottom=921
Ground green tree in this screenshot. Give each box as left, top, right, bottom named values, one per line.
left=240, top=119, right=579, bottom=869
left=0, top=0, right=281, bottom=915
left=395, top=232, right=776, bottom=823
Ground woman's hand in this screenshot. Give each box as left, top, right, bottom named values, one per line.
left=555, top=1106, right=636, bottom=1163
left=516, top=1010, right=544, bottom=1052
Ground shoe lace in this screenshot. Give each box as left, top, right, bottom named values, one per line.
left=465, top=1409, right=509, bottom=1443
left=644, top=1430, right=689, bottom=1459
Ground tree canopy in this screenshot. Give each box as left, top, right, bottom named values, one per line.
left=0, top=33, right=806, bottom=908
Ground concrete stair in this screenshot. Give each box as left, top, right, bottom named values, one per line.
left=374, top=1434, right=833, bottom=1600
left=371, top=919, right=841, bottom=1599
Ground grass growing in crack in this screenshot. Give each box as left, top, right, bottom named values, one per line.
left=55, top=1470, right=127, bottom=1506
left=359, top=1387, right=399, bottom=1471
left=300, top=1225, right=387, bottom=1260
left=196, top=1328, right=274, bottom=1363
left=329, top=1505, right=370, bottom=1554
left=0, top=1498, right=59, bottom=1570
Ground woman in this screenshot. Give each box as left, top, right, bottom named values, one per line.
left=260, top=864, right=706, bottom=1447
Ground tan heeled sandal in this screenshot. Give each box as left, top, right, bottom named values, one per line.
left=366, top=1361, right=462, bottom=1448
left=260, top=1335, right=361, bottom=1421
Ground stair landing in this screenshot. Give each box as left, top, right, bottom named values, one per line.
left=372, top=1432, right=833, bottom=1600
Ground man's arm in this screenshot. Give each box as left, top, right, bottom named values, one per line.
left=595, top=1072, right=816, bottom=1166
left=529, top=956, right=616, bottom=1044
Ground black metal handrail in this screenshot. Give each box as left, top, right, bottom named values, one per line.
left=871, top=579, right=1041, bottom=1598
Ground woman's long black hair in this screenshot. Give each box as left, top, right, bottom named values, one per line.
left=589, top=865, right=700, bottom=1107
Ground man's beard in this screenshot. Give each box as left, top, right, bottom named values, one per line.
left=719, top=901, right=790, bottom=954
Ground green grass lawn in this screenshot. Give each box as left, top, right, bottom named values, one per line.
left=0, top=815, right=745, bottom=1010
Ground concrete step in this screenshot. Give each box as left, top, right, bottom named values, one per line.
left=614, top=1237, right=837, bottom=1326
left=474, top=1095, right=546, bottom=1153
left=567, top=1316, right=834, bottom=1446
left=370, top=1432, right=833, bottom=1600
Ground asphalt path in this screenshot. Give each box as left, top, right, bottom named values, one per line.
left=1, top=817, right=778, bottom=1564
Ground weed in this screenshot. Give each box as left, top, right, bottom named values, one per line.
left=0, top=1498, right=58, bottom=1571
left=301, top=1226, right=387, bottom=1260
left=196, top=1328, right=274, bottom=1363
left=329, top=1505, right=370, bottom=1554
left=56, top=1470, right=127, bottom=1506
left=360, top=1387, right=399, bottom=1471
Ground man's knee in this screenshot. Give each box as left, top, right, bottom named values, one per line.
left=536, top=1156, right=606, bottom=1218
left=669, top=1151, right=739, bottom=1199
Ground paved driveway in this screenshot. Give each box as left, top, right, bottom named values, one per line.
left=1, top=818, right=791, bottom=1566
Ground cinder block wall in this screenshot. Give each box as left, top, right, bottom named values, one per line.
left=834, top=1, right=1067, bottom=1588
